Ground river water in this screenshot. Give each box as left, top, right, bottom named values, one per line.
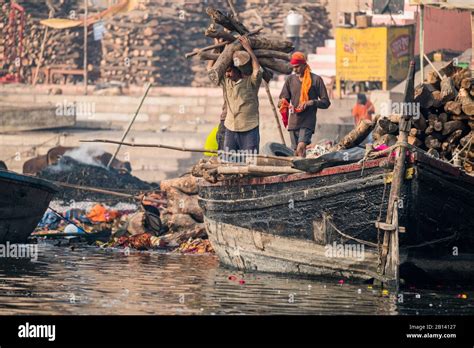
left=0, top=243, right=472, bottom=315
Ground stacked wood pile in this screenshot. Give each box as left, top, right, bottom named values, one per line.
left=2, top=1, right=331, bottom=86
left=369, top=63, right=474, bottom=173
left=0, top=0, right=101, bottom=84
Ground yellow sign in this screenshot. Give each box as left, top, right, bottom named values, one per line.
left=336, top=27, right=387, bottom=82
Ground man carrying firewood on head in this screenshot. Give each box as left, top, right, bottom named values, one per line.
left=220, top=36, right=263, bottom=158
left=279, top=52, right=331, bottom=158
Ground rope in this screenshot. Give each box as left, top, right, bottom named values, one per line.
left=327, top=220, right=378, bottom=248
left=448, top=135, right=472, bottom=165
left=404, top=233, right=457, bottom=249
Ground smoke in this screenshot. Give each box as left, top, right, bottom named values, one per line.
left=63, top=145, right=106, bottom=167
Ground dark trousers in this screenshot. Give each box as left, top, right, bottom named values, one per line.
left=223, top=126, right=260, bottom=153
left=289, top=127, right=313, bottom=150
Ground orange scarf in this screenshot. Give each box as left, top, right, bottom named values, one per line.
left=299, top=65, right=312, bottom=106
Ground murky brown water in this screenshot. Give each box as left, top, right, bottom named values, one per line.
left=0, top=243, right=472, bottom=315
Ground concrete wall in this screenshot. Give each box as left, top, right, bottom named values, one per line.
left=0, top=85, right=355, bottom=182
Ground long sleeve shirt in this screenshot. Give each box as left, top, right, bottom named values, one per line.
left=279, top=73, right=331, bottom=132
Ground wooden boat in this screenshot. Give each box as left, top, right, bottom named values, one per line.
left=198, top=150, right=474, bottom=284
left=0, top=170, right=59, bottom=243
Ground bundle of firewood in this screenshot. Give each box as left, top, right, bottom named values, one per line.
left=369, top=63, right=474, bottom=173
left=187, top=6, right=295, bottom=85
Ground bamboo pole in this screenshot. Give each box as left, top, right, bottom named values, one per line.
left=81, top=139, right=295, bottom=163
left=32, top=26, right=49, bottom=86
left=264, top=80, right=286, bottom=146
left=53, top=180, right=166, bottom=205
left=83, top=0, right=88, bottom=95
left=423, top=53, right=443, bottom=79
left=107, top=83, right=152, bottom=169
left=419, top=5, right=424, bottom=83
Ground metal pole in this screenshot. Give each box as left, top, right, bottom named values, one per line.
left=83, top=0, right=88, bottom=95
left=419, top=5, right=424, bottom=83
left=107, top=83, right=152, bottom=169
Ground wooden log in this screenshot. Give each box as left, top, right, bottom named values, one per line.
left=446, top=129, right=463, bottom=145
left=333, top=119, right=374, bottom=150
left=206, top=7, right=249, bottom=35
left=425, top=125, right=434, bottom=135
left=372, top=122, right=386, bottom=141
left=431, top=90, right=443, bottom=108
left=426, top=70, right=441, bottom=89
left=461, top=77, right=472, bottom=90
left=378, top=118, right=399, bottom=134
left=458, top=88, right=474, bottom=116
left=425, top=135, right=441, bottom=149
left=254, top=49, right=291, bottom=61
left=442, top=120, right=467, bottom=136
left=205, top=24, right=236, bottom=42
left=258, top=57, right=292, bottom=74
left=463, top=159, right=473, bottom=173
left=408, top=135, right=422, bottom=147
left=413, top=114, right=427, bottom=132
left=414, top=84, right=434, bottom=108
left=440, top=77, right=457, bottom=102
left=434, top=120, right=443, bottom=132
left=460, top=131, right=473, bottom=147
left=452, top=68, right=471, bottom=89
left=444, top=101, right=462, bottom=115
left=185, top=27, right=263, bottom=58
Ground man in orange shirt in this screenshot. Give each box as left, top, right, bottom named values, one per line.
left=352, top=93, right=375, bottom=126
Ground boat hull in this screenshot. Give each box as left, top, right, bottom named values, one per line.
left=205, top=217, right=383, bottom=281
left=0, top=171, right=58, bottom=243
left=198, top=152, right=474, bottom=282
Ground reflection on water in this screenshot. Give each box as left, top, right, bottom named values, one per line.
left=0, top=243, right=472, bottom=315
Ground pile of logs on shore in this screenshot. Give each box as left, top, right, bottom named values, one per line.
left=187, top=6, right=295, bottom=86
left=0, top=0, right=101, bottom=84
left=375, top=63, right=473, bottom=172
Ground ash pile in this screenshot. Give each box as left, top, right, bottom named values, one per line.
left=37, top=147, right=155, bottom=203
